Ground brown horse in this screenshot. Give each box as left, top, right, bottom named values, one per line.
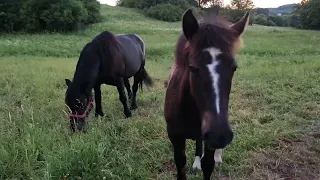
left=164, top=9, right=250, bottom=180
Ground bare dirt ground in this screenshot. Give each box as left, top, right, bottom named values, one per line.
left=155, top=123, right=320, bottom=180
left=229, top=122, right=320, bottom=180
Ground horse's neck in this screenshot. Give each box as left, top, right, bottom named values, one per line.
left=171, top=65, right=191, bottom=104
left=72, top=59, right=100, bottom=95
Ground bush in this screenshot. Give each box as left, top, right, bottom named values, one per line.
left=146, top=4, right=184, bottom=22
left=0, top=0, right=25, bottom=32
left=118, top=0, right=196, bottom=22
left=253, top=14, right=276, bottom=26
left=80, top=0, right=102, bottom=24
left=253, top=14, right=268, bottom=26
left=268, top=15, right=286, bottom=27
left=289, top=14, right=301, bottom=28
left=220, top=8, right=254, bottom=25
left=294, top=0, right=320, bottom=30
left=267, top=20, right=276, bottom=26
left=0, top=0, right=101, bottom=33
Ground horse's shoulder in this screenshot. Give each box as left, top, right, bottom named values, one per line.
left=165, top=64, right=189, bottom=108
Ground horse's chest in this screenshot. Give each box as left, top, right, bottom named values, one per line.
left=181, top=101, right=201, bottom=135
left=166, top=90, right=201, bottom=139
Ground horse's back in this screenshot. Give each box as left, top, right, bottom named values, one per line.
left=116, top=34, right=144, bottom=77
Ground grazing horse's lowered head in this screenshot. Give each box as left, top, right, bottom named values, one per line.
left=164, top=8, right=250, bottom=180
left=63, top=31, right=120, bottom=132
left=65, top=79, right=95, bottom=132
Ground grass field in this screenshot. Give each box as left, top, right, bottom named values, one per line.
left=0, top=5, right=320, bottom=180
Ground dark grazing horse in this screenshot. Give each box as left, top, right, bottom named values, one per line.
left=164, top=9, right=250, bottom=180
left=65, top=31, right=153, bottom=131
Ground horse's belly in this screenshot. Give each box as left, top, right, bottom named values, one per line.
left=124, top=56, right=141, bottom=77
left=117, top=35, right=143, bottom=78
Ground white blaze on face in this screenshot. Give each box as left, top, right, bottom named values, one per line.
left=205, top=47, right=222, bottom=115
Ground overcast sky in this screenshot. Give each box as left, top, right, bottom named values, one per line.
left=97, top=0, right=301, bottom=8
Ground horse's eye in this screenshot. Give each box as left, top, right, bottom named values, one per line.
left=189, top=66, right=200, bottom=73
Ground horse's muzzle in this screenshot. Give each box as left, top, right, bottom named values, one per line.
left=203, top=129, right=233, bottom=150
left=69, top=118, right=87, bottom=132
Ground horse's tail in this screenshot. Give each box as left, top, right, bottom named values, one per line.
left=137, top=65, right=153, bottom=91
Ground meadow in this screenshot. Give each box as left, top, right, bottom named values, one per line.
left=0, top=5, right=319, bottom=180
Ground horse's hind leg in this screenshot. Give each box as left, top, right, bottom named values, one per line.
left=123, top=78, right=132, bottom=104
left=116, top=79, right=132, bottom=118
left=192, top=139, right=203, bottom=170
left=94, top=84, right=104, bottom=117
left=130, top=75, right=139, bottom=110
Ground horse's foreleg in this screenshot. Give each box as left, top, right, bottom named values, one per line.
left=192, top=139, right=203, bottom=170
left=170, top=136, right=187, bottom=180
left=94, top=84, right=104, bottom=117
left=130, top=75, right=139, bottom=110
left=214, top=149, right=223, bottom=167
left=123, top=78, right=132, bottom=104
left=201, top=145, right=215, bottom=180
left=116, top=79, right=132, bottom=118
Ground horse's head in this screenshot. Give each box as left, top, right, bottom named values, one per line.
left=64, top=79, right=94, bottom=132
left=182, top=9, right=249, bottom=149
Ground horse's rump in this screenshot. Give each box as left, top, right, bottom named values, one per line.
left=116, top=34, right=144, bottom=77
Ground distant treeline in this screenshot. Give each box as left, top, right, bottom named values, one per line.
left=1, top=0, right=318, bottom=33
left=118, top=0, right=320, bottom=30
left=0, top=0, right=102, bottom=33
left=117, top=0, right=254, bottom=24
left=253, top=0, right=320, bottom=30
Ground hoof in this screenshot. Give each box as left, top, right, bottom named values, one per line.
left=124, top=110, right=132, bottom=118
left=95, top=111, right=104, bottom=117
left=215, top=162, right=222, bottom=167
left=130, top=104, right=137, bottom=110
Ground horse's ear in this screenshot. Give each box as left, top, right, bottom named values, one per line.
left=231, top=12, right=250, bottom=36
left=65, top=79, right=72, bottom=87
left=182, top=8, right=199, bottom=40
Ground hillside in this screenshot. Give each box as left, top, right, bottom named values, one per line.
left=268, top=3, right=297, bottom=15
left=0, top=4, right=319, bottom=180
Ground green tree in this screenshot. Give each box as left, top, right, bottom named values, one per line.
left=255, top=8, right=269, bottom=16
left=0, top=0, right=101, bottom=33
left=117, top=0, right=198, bottom=22
left=268, top=15, right=286, bottom=27
left=230, top=0, right=254, bottom=10
left=196, top=0, right=223, bottom=8
left=294, top=0, right=320, bottom=30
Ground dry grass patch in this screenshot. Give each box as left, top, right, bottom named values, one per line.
left=240, top=124, right=320, bottom=180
